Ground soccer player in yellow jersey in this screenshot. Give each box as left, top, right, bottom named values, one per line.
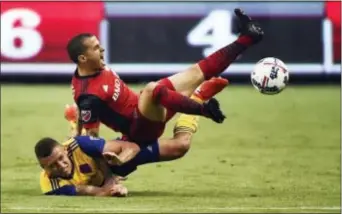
left=36, top=135, right=136, bottom=196
left=36, top=78, right=228, bottom=196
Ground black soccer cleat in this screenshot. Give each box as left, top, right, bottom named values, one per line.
left=234, top=8, right=264, bottom=44
left=202, top=98, right=226, bottom=124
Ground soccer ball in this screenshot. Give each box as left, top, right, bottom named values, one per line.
left=251, top=57, right=289, bottom=95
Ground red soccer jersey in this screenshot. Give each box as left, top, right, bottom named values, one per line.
left=71, top=67, right=138, bottom=134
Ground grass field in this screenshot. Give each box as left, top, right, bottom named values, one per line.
left=1, top=84, right=341, bottom=213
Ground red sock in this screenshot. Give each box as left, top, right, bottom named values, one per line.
left=198, top=35, right=253, bottom=80
left=157, top=78, right=177, bottom=120
left=152, top=84, right=205, bottom=116
left=157, top=78, right=175, bottom=91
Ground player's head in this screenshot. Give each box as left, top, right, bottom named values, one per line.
left=67, top=33, right=105, bottom=70
left=35, top=137, right=73, bottom=178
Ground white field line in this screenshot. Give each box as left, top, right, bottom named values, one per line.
left=4, top=206, right=341, bottom=212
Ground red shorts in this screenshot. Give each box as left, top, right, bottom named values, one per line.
left=128, top=107, right=176, bottom=145
left=128, top=77, right=176, bottom=144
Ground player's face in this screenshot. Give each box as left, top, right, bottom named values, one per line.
left=80, top=36, right=105, bottom=70
left=40, top=146, right=73, bottom=178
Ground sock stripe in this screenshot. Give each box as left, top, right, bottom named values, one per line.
left=174, top=126, right=196, bottom=133
left=174, top=129, right=194, bottom=134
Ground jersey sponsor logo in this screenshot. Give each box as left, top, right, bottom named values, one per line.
left=81, top=110, right=91, bottom=122
left=102, top=85, right=108, bottom=93
left=79, top=164, right=92, bottom=174
left=89, top=136, right=100, bottom=141
left=112, top=79, right=121, bottom=101
left=147, top=145, right=153, bottom=152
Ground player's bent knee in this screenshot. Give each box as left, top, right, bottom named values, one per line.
left=178, top=139, right=191, bottom=157
left=142, top=82, right=158, bottom=96
left=174, top=135, right=191, bottom=158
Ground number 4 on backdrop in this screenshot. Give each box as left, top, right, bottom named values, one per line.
left=187, top=10, right=238, bottom=57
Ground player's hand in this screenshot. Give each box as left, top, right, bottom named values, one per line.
left=101, top=177, right=128, bottom=197
left=202, top=98, right=226, bottom=123
left=103, top=151, right=124, bottom=166
left=110, top=184, right=128, bottom=197
left=101, top=179, right=128, bottom=197
left=113, top=175, right=128, bottom=183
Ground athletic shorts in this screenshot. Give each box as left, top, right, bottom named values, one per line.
left=128, top=107, right=176, bottom=146
left=109, top=139, right=160, bottom=176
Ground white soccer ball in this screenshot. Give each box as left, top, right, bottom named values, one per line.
left=251, top=57, right=289, bottom=95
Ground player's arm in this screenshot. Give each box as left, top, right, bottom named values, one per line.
left=76, top=95, right=101, bottom=137
left=76, top=136, right=140, bottom=166
left=102, top=139, right=141, bottom=166
left=76, top=183, right=126, bottom=196
left=41, top=174, right=119, bottom=197
left=94, top=158, right=119, bottom=185
left=94, top=158, right=128, bottom=195
left=44, top=183, right=121, bottom=196
left=75, top=185, right=108, bottom=196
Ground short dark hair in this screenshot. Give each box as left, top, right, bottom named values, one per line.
left=35, top=137, right=59, bottom=158
left=66, top=33, right=94, bottom=63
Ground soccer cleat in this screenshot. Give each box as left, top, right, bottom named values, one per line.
left=235, top=8, right=264, bottom=44
left=64, top=104, right=78, bottom=122
left=174, top=78, right=228, bottom=134
left=202, top=98, right=226, bottom=123
left=64, top=104, right=87, bottom=136
left=194, top=77, right=229, bottom=101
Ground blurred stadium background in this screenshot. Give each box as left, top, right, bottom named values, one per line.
left=1, top=1, right=341, bottom=213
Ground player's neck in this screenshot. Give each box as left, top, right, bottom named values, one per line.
left=77, top=66, right=97, bottom=77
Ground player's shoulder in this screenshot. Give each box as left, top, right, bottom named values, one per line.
left=40, top=170, right=56, bottom=185
left=39, top=170, right=49, bottom=182
left=101, top=66, right=120, bottom=78
left=39, top=170, right=63, bottom=194
left=39, top=170, right=75, bottom=195
left=60, top=137, right=94, bottom=161
left=61, top=138, right=81, bottom=156
left=39, top=170, right=51, bottom=193
left=74, top=136, right=104, bottom=147
left=73, top=136, right=106, bottom=158
left=63, top=137, right=98, bottom=150
left=62, top=138, right=78, bottom=148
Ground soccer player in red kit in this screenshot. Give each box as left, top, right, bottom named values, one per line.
left=69, top=9, right=263, bottom=144
left=66, top=77, right=228, bottom=165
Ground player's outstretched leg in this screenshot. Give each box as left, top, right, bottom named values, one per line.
left=168, top=8, right=263, bottom=94
left=158, top=77, right=228, bottom=161
left=139, top=77, right=226, bottom=124
left=106, top=78, right=229, bottom=177
left=138, top=8, right=262, bottom=122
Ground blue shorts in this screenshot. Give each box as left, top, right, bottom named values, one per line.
left=109, top=139, right=160, bottom=176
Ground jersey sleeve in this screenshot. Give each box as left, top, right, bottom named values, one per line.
left=45, top=185, right=77, bottom=196
left=75, top=136, right=106, bottom=158
left=77, top=95, right=101, bottom=129
left=40, top=172, right=76, bottom=196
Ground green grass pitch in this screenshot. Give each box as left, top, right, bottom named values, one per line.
left=1, top=84, right=341, bottom=213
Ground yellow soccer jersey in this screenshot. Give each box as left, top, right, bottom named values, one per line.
left=40, top=137, right=106, bottom=195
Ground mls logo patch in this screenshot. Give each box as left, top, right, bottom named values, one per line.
left=81, top=110, right=91, bottom=122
